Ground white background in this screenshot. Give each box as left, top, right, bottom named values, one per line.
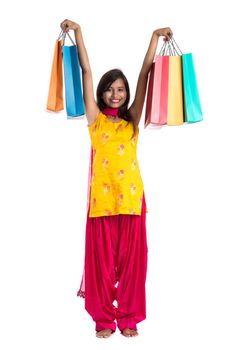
left=1, top=0, right=234, bottom=349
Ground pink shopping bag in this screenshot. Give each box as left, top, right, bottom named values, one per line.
left=144, top=55, right=169, bottom=127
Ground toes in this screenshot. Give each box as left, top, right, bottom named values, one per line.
left=96, top=329, right=113, bottom=338
left=131, top=330, right=138, bottom=337
left=121, top=328, right=138, bottom=337
left=96, top=331, right=103, bottom=338
left=123, top=330, right=131, bottom=337
left=129, top=330, right=138, bottom=337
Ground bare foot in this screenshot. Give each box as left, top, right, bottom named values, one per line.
left=96, top=329, right=113, bottom=338
left=121, top=328, right=138, bottom=337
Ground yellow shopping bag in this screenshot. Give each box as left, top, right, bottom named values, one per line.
left=167, top=55, right=184, bottom=125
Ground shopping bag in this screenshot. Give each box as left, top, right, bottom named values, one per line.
left=62, top=32, right=85, bottom=118
left=182, top=53, right=203, bottom=123
left=145, top=37, right=203, bottom=127
left=46, top=34, right=64, bottom=112
left=167, top=55, right=184, bottom=126
left=145, top=55, right=169, bottom=127
left=145, top=39, right=184, bottom=127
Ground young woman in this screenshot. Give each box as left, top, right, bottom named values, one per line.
left=60, top=19, right=172, bottom=338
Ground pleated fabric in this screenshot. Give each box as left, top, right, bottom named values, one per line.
left=83, top=192, right=148, bottom=332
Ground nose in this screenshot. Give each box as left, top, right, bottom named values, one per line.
left=111, top=89, right=119, bottom=98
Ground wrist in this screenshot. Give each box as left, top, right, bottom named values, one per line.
left=74, top=24, right=81, bottom=32
left=154, top=30, right=160, bottom=37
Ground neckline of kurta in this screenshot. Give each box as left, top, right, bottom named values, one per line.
left=106, top=117, right=123, bottom=124
left=100, top=112, right=140, bottom=133
left=101, top=112, right=124, bottom=124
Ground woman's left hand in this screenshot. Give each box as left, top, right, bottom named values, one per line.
left=154, top=27, right=173, bottom=41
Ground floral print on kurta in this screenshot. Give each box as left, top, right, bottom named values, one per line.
left=87, top=112, right=147, bottom=217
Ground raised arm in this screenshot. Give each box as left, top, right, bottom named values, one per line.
left=129, top=27, right=173, bottom=126
left=60, top=19, right=100, bottom=125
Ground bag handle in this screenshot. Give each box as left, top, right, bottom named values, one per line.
left=58, top=30, right=64, bottom=41
left=158, top=37, right=183, bottom=56
left=158, top=40, right=176, bottom=56
left=58, top=30, right=76, bottom=46
left=170, top=37, right=183, bottom=55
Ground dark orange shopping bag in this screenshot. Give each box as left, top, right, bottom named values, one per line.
left=46, top=35, right=64, bottom=112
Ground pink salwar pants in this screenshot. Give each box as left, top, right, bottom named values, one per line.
left=83, top=192, right=148, bottom=332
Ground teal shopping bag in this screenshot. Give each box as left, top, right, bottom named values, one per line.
left=182, top=53, right=203, bottom=123
left=62, top=32, right=85, bottom=118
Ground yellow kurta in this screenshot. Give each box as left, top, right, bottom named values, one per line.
left=87, top=112, right=147, bottom=217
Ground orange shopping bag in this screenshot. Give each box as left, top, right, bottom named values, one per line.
left=46, top=31, right=64, bottom=112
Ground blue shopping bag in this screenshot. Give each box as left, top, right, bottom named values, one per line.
left=182, top=53, right=203, bottom=123
left=62, top=32, right=85, bottom=118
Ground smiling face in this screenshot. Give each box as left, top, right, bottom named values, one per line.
left=102, top=78, right=127, bottom=108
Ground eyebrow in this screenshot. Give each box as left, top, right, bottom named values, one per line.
left=109, top=86, right=125, bottom=88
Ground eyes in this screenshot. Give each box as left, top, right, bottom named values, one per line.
left=106, top=87, right=125, bottom=92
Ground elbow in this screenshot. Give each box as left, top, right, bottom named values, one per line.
left=82, top=68, right=91, bottom=75
left=82, top=68, right=92, bottom=76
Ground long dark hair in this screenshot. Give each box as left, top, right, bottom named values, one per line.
left=96, top=69, right=137, bottom=139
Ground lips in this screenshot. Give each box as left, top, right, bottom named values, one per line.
left=111, top=99, right=120, bottom=103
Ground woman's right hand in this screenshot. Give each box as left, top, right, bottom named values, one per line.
left=60, top=19, right=80, bottom=33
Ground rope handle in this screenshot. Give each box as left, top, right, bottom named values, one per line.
left=58, top=29, right=76, bottom=46
left=158, top=36, right=183, bottom=57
